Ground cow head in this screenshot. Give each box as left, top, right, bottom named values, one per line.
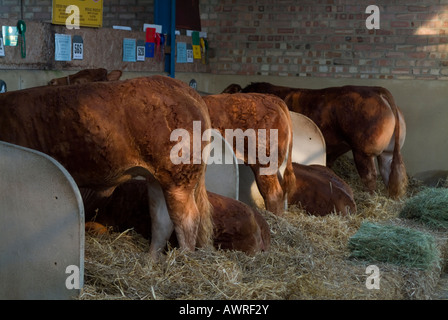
left=48, top=68, right=123, bottom=86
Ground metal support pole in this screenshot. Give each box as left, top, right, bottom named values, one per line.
left=154, top=0, right=176, bottom=78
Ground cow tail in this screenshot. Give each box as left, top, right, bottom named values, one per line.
left=281, top=140, right=296, bottom=209
left=194, top=111, right=214, bottom=249
left=383, top=93, right=408, bottom=198
left=279, top=102, right=297, bottom=210
left=194, top=169, right=214, bottom=248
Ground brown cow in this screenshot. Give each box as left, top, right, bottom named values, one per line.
left=46, top=71, right=296, bottom=215
left=83, top=180, right=270, bottom=255
left=0, top=75, right=213, bottom=259
left=202, top=93, right=296, bottom=215
left=289, top=163, right=356, bottom=216
left=236, top=82, right=408, bottom=199
left=48, top=68, right=122, bottom=86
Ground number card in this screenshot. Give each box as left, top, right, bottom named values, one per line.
left=186, top=44, right=194, bottom=63
left=137, top=40, right=145, bottom=61
left=72, top=35, right=83, bottom=60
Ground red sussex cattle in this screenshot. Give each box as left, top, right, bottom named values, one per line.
left=0, top=75, right=214, bottom=259
left=48, top=68, right=122, bottom=86
left=235, top=82, right=408, bottom=199
left=202, top=93, right=296, bottom=215
left=83, top=180, right=270, bottom=255
left=289, top=163, right=356, bottom=216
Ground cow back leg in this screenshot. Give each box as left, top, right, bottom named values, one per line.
left=162, top=186, right=202, bottom=251
left=251, top=166, right=284, bottom=215
left=377, top=151, right=393, bottom=187
left=147, top=177, right=174, bottom=259
left=353, top=151, right=377, bottom=193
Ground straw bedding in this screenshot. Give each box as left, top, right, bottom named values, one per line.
left=79, top=155, right=448, bottom=300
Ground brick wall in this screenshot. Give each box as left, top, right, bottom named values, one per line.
left=200, top=0, right=448, bottom=80
left=2, top=0, right=448, bottom=80
left=0, top=0, right=154, bottom=29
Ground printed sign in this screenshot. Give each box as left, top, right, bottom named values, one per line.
left=176, top=42, right=187, bottom=63
left=52, top=0, right=103, bottom=28
left=123, top=38, right=136, bottom=62
left=55, top=33, right=71, bottom=61
left=2, top=26, right=18, bottom=46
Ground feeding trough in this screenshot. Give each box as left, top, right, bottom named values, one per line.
left=0, top=141, right=84, bottom=300
left=238, top=111, right=327, bottom=211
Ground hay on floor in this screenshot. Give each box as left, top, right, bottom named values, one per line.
left=79, top=155, right=448, bottom=300
left=348, top=222, right=441, bottom=270
left=399, top=188, right=448, bottom=230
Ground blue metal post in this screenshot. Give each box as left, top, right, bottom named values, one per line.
left=154, top=0, right=176, bottom=78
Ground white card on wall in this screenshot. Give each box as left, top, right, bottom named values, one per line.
left=186, top=44, right=193, bottom=63
left=137, top=40, right=145, bottom=61
left=72, top=35, right=83, bottom=60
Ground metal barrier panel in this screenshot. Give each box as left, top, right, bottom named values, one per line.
left=205, top=130, right=239, bottom=200
left=290, top=111, right=326, bottom=166
left=0, top=141, right=84, bottom=300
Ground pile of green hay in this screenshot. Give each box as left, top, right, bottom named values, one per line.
left=399, top=188, right=448, bottom=229
left=348, top=222, right=441, bottom=270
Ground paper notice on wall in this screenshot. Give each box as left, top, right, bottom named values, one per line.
left=123, top=38, right=136, bottom=62
left=177, top=42, right=187, bottom=63
left=0, top=38, right=4, bottom=56
left=55, top=34, right=71, bottom=61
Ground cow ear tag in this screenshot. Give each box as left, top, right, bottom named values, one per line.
left=17, top=20, right=26, bottom=58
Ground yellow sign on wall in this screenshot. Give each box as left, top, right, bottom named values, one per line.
left=52, top=0, right=103, bottom=28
